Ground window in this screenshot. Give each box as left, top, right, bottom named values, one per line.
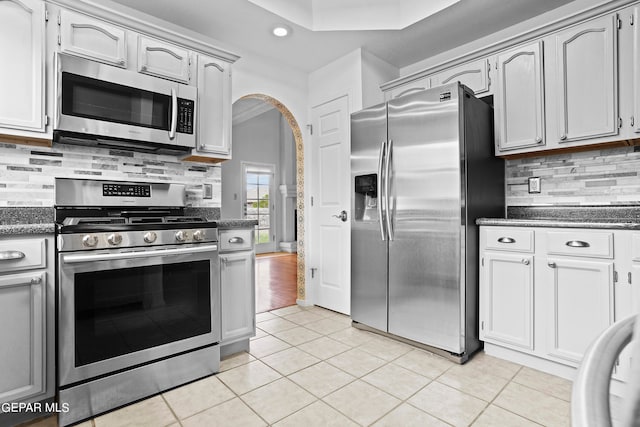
left=243, top=163, right=275, bottom=252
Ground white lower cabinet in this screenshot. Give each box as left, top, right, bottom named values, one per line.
left=480, top=252, right=534, bottom=350
left=220, top=251, right=255, bottom=343
left=543, top=257, right=613, bottom=365
left=0, top=272, right=46, bottom=403
left=0, top=235, right=54, bottom=413
left=220, top=229, right=255, bottom=349
left=480, top=226, right=629, bottom=384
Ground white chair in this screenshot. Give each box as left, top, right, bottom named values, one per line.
left=572, top=314, right=640, bottom=427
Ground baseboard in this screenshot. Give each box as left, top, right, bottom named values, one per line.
left=296, top=298, right=313, bottom=307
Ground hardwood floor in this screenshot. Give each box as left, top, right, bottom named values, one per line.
left=255, top=252, right=297, bottom=313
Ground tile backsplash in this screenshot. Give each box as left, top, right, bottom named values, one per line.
left=506, top=146, right=640, bottom=206
left=0, top=140, right=221, bottom=207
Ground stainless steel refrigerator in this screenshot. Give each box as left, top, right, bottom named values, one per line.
left=351, top=83, right=504, bottom=362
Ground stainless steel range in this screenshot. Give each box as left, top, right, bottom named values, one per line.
left=54, top=178, right=220, bottom=426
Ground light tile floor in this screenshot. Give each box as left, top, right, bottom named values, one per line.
left=26, top=304, right=587, bottom=427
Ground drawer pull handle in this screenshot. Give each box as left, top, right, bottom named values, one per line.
left=522, top=259, right=530, bottom=265
left=498, top=237, right=516, bottom=243
left=566, top=240, right=590, bottom=248
left=228, top=237, right=245, bottom=244
left=548, top=262, right=557, bottom=268
left=0, top=251, right=25, bottom=261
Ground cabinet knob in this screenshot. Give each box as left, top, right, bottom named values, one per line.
left=497, top=237, right=515, bottom=243
left=560, top=134, right=568, bottom=141
left=535, top=137, right=543, bottom=143
left=522, top=259, right=530, bottom=265
left=548, top=262, right=557, bottom=268
left=31, top=277, right=41, bottom=285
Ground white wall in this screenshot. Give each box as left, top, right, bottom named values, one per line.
left=361, top=50, right=398, bottom=108
left=221, top=109, right=282, bottom=237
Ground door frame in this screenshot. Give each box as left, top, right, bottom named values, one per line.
left=236, top=94, right=306, bottom=301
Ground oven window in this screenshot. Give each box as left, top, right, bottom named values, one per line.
left=74, top=260, right=211, bottom=367
left=62, top=72, right=171, bottom=130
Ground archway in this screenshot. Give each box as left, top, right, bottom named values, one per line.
left=236, top=94, right=306, bottom=302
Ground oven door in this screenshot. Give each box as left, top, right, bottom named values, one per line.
left=58, top=244, right=219, bottom=387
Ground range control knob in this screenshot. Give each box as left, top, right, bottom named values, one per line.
left=82, top=234, right=98, bottom=248
left=143, top=231, right=157, bottom=244
left=193, top=229, right=205, bottom=241
left=107, top=233, right=123, bottom=246
left=175, top=230, right=189, bottom=242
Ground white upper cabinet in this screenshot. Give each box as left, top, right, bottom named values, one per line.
left=431, top=57, right=491, bottom=95
left=385, top=76, right=431, bottom=101
left=59, top=9, right=127, bottom=67
left=0, top=0, right=45, bottom=133
left=191, top=54, right=232, bottom=158
left=495, top=41, right=545, bottom=152
left=632, top=6, right=640, bottom=134
left=549, top=14, right=619, bottom=144
left=138, top=36, right=191, bottom=84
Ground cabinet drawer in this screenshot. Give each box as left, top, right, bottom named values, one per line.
left=0, top=238, right=46, bottom=273
left=483, top=228, right=534, bottom=253
left=546, top=230, right=613, bottom=258
left=220, top=229, right=253, bottom=252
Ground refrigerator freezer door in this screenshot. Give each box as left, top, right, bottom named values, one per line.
left=387, top=85, right=464, bottom=353
left=351, top=103, right=388, bottom=332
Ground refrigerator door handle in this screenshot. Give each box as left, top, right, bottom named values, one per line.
left=385, top=139, right=394, bottom=241
left=377, top=140, right=387, bottom=241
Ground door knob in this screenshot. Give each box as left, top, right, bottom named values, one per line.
left=332, top=210, right=348, bottom=222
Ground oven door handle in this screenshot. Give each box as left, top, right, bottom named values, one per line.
left=61, top=244, right=218, bottom=264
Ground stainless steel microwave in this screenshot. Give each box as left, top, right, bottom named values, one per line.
left=53, top=52, right=197, bottom=154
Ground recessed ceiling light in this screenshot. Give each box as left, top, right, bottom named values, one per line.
left=272, top=25, right=291, bottom=37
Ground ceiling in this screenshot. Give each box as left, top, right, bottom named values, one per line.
left=111, top=0, right=575, bottom=73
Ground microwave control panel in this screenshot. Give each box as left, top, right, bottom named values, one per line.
left=177, top=98, right=195, bottom=134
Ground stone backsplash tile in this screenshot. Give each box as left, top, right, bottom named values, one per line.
left=506, top=146, right=640, bottom=206
left=0, top=140, right=221, bottom=207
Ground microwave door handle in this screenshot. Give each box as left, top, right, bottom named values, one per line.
left=169, top=88, right=178, bottom=140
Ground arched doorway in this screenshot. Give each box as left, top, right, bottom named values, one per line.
left=234, top=94, right=306, bottom=302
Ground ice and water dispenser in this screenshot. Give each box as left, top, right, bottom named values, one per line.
left=354, top=173, right=378, bottom=221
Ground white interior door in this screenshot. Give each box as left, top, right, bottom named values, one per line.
left=310, top=96, right=350, bottom=314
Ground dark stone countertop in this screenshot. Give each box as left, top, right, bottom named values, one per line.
left=0, top=207, right=55, bottom=235
left=477, top=205, right=640, bottom=230
left=476, top=218, right=640, bottom=230
left=215, top=219, right=258, bottom=229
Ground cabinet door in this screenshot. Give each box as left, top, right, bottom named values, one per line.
left=220, top=251, right=255, bottom=343
left=386, top=76, right=431, bottom=101
left=59, top=9, right=127, bottom=67
left=495, top=41, right=545, bottom=152
left=431, top=58, right=491, bottom=94
left=552, top=14, right=618, bottom=143
left=0, top=272, right=45, bottom=403
left=196, top=55, right=232, bottom=156
left=138, top=36, right=190, bottom=84
left=480, top=252, right=534, bottom=350
left=632, top=7, right=640, bottom=134
left=545, top=257, right=613, bottom=365
left=0, top=0, right=45, bottom=132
